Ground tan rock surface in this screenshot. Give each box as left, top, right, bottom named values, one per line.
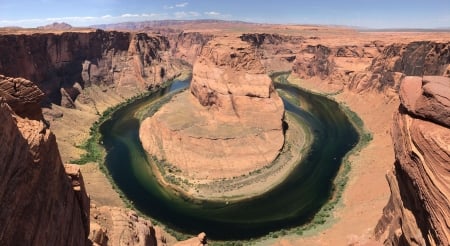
left=400, top=76, right=450, bottom=127
left=140, top=36, right=285, bottom=180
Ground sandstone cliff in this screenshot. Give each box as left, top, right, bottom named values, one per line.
left=140, top=36, right=285, bottom=180
left=376, top=76, right=450, bottom=245
left=0, top=30, right=184, bottom=106
left=169, top=31, right=213, bottom=64
left=0, top=75, right=170, bottom=246
left=292, top=41, right=450, bottom=93
left=0, top=77, right=89, bottom=245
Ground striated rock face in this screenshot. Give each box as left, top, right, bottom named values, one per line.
left=376, top=76, right=450, bottom=245
left=0, top=30, right=183, bottom=106
left=0, top=78, right=89, bottom=245
left=140, top=37, right=285, bottom=179
left=291, top=41, right=449, bottom=93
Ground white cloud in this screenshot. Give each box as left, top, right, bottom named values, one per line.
left=175, top=2, right=188, bottom=8
left=203, top=11, right=232, bottom=19
left=121, top=13, right=140, bottom=18
left=101, top=15, right=113, bottom=19
left=204, top=11, right=220, bottom=16
left=165, top=2, right=188, bottom=9
left=174, top=11, right=200, bottom=19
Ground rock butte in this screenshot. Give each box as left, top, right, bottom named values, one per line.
left=140, top=36, right=285, bottom=179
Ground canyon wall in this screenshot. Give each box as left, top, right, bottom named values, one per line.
left=0, top=30, right=184, bottom=107
left=0, top=74, right=171, bottom=246
left=292, top=41, right=450, bottom=93
left=376, top=76, right=450, bottom=245
left=0, top=75, right=90, bottom=245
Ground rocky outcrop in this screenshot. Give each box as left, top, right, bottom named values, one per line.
left=376, top=76, right=450, bottom=245
left=169, top=32, right=213, bottom=64
left=241, top=33, right=304, bottom=72
left=0, top=78, right=89, bottom=245
left=0, top=30, right=184, bottom=106
left=0, top=75, right=44, bottom=120
left=140, top=36, right=285, bottom=180
left=291, top=41, right=449, bottom=93
left=174, top=232, right=208, bottom=246
left=89, top=206, right=170, bottom=246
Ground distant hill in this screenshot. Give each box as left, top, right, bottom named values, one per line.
left=91, top=19, right=259, bottom=31
left=37, top=22, right=73, bottom=30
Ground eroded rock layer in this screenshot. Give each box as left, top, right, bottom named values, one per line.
left=0, top=30, right=184, bottom=106
left=376, top=76, right=450, bottom=245
left=140, top=37, right=285, bottom=179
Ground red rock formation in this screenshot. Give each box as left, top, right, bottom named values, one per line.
left=376, top=76, right=450, bottom=245
left=291, top=41, right=449, bottom=93
left=140, top=36, right=285, bottom=179
left=0, top=79, right=89, bottom=245
left=0, top=30, right=184, bottom=106
left=89, top=206, right=169, bottom=246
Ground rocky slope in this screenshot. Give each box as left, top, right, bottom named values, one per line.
left=140, top=36, right=285, bottom=180
left=0, top=76, right=89, bottom=245
left=376, top=76, right=450, bottom=245
left=0, top=30, right=184, bottom=107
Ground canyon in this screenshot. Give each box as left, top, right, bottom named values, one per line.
left=0, top=22, right=449, bottom=245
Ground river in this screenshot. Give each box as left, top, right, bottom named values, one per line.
left=99, top=74, right=359, bottom=240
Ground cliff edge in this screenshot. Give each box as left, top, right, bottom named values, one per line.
left=376, top=76, right=450, bottom=245
left=0, top=75, right=90, bottom=245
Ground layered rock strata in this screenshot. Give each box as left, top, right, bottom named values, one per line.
left=292, top=41, right=450, bottom=93
left=376, top=76, right=450, bottom=245
left=0, top=78, right=89, bottom=245
left=0, top=30, right=184, bottom=106
left=140, top=37, right=285, bottom=179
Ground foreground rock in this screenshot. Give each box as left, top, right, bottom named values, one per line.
left=140, top=36, right=285, bottom=180
left=89, top=205, right=172, bottom=246
left=376, top=76, right=450, bottom=245
left=0, top=78, right=89, bottom=245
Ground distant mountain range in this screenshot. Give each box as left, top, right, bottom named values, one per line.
left=91, top=19, right=258, bottom=31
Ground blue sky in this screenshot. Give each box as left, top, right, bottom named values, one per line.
left=0, top=0, right=449, bottom=28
